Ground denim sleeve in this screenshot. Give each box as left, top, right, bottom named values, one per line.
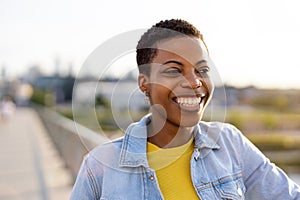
left=231, top=125, right=300, bottom=199
left=70, top=155, right=101, bottom=200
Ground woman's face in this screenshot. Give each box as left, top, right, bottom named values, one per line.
left=142, top=36, right=214, bottom=128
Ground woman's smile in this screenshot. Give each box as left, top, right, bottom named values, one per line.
left=171, top=94, right=206, bottom=112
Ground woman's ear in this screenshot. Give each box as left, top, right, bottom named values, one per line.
left=138, top=74, right=150, bottom=94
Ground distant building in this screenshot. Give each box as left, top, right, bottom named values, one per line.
left=31, top=75, right=75, bottom=103
left=73, top=79, right=148, bottom=111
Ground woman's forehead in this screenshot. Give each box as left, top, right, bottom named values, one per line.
left=154, top=37, right=208, bottom=62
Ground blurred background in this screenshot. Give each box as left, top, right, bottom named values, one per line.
left=1, top=0, right=300, bottom=199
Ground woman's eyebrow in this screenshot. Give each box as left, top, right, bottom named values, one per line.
left=162, top=60, right=207, bottom=66
left=195, top=60, right=207, bottom=66
left=162, top=60, right=183, bottom=66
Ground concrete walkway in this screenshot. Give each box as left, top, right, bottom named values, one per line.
left=0, top=107, right=73, bottom=200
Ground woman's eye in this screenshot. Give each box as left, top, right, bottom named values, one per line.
left=196, top=67, right=210, bottom=74
left=164, top=68, right=181, bottom=74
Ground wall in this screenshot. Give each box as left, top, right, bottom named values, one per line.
left=37, top=107, right=109, bottom=182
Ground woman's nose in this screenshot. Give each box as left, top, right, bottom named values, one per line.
left=181, top=74, right=202, bottom=89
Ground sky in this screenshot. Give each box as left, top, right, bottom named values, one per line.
left=1, top=0, right=300, bottom=89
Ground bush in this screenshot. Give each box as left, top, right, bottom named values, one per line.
left=30, top=88, right=55, bottom=106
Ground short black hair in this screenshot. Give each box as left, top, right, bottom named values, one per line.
left=136, top=19, right=207, bottom=76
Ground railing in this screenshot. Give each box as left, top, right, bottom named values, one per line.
left=37, top=107, right=109, bottom=182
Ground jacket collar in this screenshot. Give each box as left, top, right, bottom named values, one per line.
left=119, top=114, right=220, bottom=168
left=194, top=122, right=221, bottom=150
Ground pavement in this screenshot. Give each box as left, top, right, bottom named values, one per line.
left=0, top=107, right=73, bottom=200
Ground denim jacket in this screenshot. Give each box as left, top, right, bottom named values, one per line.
left=70, top=115, right=300, bottom=199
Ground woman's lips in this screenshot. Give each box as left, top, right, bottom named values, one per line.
left=172, top=95, right=205, bottom=112
left=175, top=97, right=201, bottom=106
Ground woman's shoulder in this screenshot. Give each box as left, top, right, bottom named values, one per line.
left=84, top=136, right=125, bottom=168
left=198, top=121, right=246, bottom=147
left=199, top=121, right=242, bottom=135
left=91, top=136, right=124, bottom=154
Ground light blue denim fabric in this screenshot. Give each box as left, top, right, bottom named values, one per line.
left=70, top=114, right=300, bottom=199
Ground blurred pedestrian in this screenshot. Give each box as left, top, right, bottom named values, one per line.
left=0, top=96, right=16, bottom=121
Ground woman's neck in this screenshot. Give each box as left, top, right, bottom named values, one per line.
left=147, top=116, right=194, bottom=148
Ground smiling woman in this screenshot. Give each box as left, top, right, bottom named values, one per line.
left=138, top=36, right=213, bottom=146
left=70, top=19, right=300, bottom=200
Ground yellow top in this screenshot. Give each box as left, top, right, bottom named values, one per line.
left=147, top=137, right=200, bottom=199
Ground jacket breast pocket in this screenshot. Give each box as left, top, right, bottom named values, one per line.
left=214, top=177, right=246, bottom=200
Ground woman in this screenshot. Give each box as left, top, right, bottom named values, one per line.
left=70, top=19, right=300, bottom=199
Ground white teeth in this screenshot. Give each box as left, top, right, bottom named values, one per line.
left=176, top=97, right=201, bottom=106
left=193, top=98, right=197, bottom=104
